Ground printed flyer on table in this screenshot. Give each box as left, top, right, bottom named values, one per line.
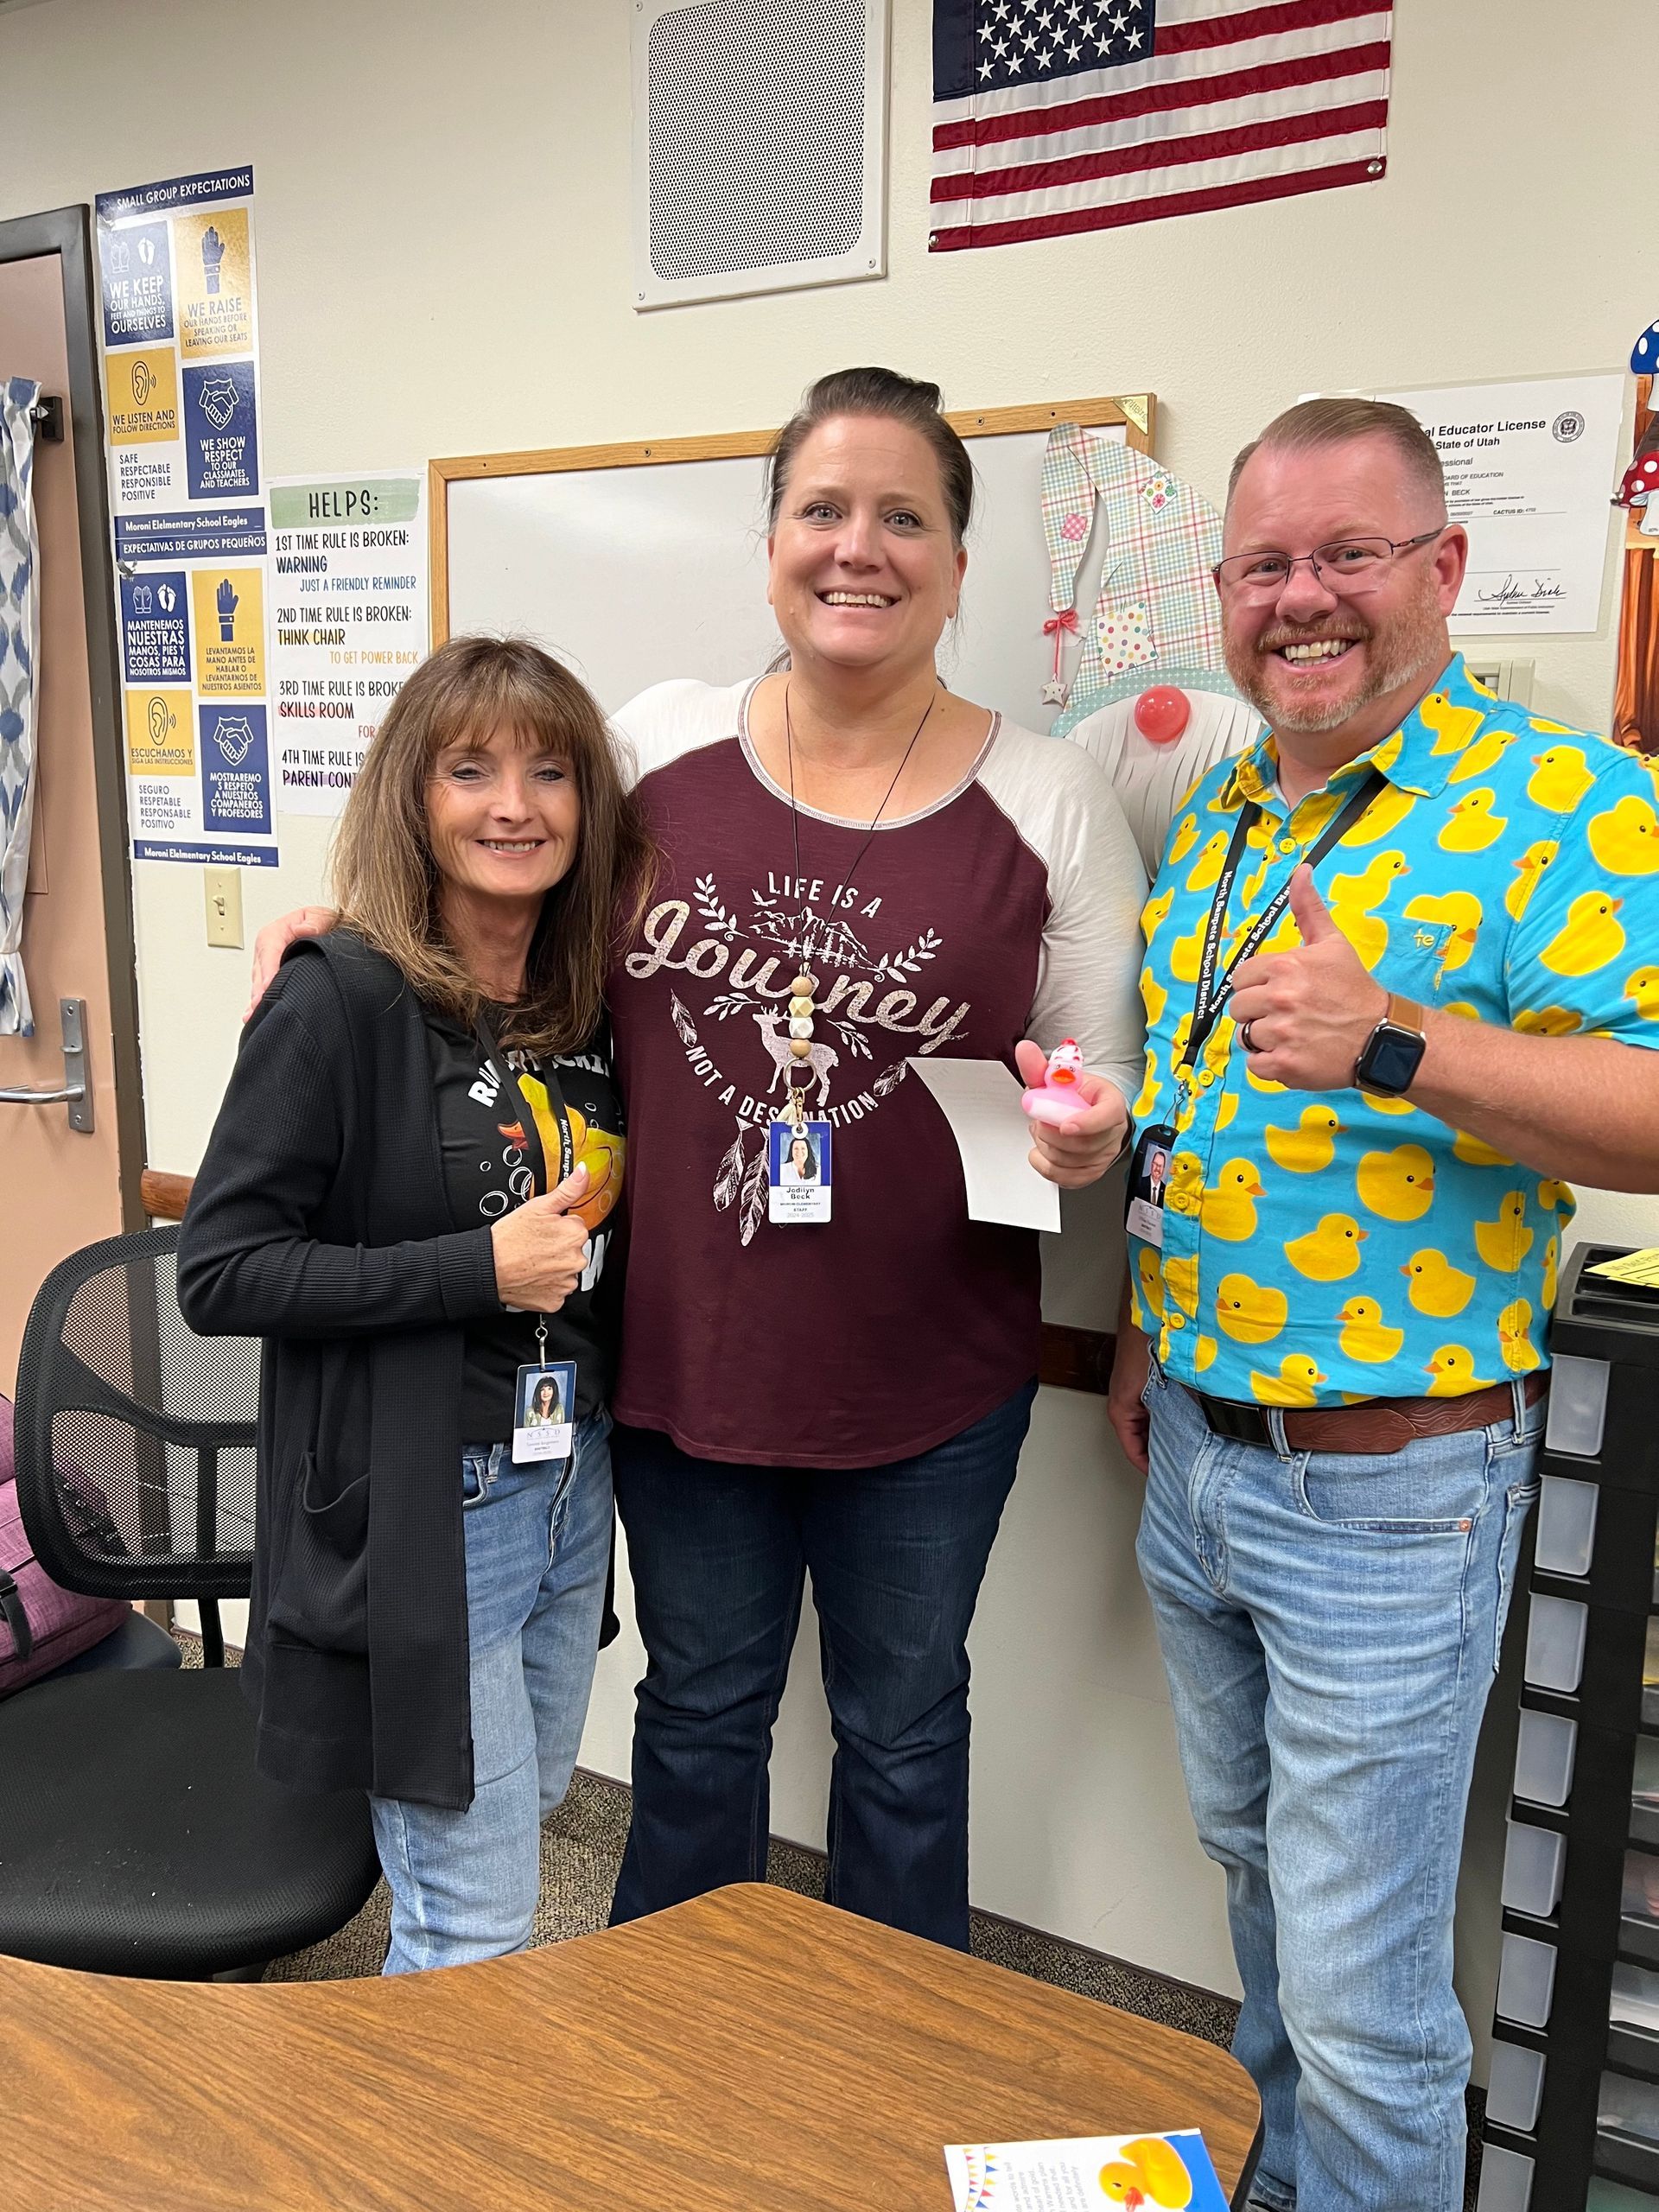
left=96, top=164, right=278, bottom=866
left=944, top=2129, right=1230, bottom=2211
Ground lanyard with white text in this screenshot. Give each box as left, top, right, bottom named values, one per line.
left=1184, top=767, right=1386, bottom=1071
left=476, top=1012, right=582, bottom=1458
left=472, top=1011, right=574, bottom=1203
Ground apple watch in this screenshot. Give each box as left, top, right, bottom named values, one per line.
left=1355, top=993, right=1427, bottom=1096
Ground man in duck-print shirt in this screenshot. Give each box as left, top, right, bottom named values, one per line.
left=1112, top=396, right=1659, bottom=2212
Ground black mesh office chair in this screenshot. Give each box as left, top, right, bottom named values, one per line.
left=0, top=1225, right=382, bottom=1975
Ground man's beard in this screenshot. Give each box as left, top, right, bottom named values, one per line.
left=1224, top=574, right=1447, bottom=734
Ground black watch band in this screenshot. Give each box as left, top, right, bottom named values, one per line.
left=1355, top=993, right=1427, bottom=1096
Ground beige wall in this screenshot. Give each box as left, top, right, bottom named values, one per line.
left=5, top=0, right=1656, bottom=2012
left=0, top=0, right=1644, bottom=1167
left=0, top=0, right=1641, bottom=1166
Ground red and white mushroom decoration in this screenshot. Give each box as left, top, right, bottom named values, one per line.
left=1619, top=317, right=1659, bottom=510
left=1616, top=424, right=1659, bottom=512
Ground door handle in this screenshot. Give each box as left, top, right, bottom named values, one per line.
left=0, top=996, right=93, bottom=1132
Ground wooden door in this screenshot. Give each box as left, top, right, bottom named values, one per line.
left=0, top=212, right=141, bottom=1392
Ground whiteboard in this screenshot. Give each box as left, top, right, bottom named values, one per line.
left=439, top=400, right=1150, bottom=728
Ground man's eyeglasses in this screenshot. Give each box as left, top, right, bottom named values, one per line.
left=1212, top=527, right=1446, bottom=601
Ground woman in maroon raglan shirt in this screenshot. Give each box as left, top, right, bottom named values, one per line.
left=602, top=371, right=1146, bottom=1948
left=251, top=369, right=1148, bottom=1953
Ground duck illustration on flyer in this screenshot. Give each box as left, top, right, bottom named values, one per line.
left=945, top=2127, right=1230, bottom=2211
left=625, top=863, right=974, bottom=1245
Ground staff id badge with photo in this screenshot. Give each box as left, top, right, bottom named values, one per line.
left=512, top=1359, right=576, bottom=1464
left=1125, top=1122, right=1177, bottom=1249
left=769, top=1118, right=832, bottom=1224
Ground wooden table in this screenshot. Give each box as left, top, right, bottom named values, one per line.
left=2, top=1884, right=1260, bottom=2210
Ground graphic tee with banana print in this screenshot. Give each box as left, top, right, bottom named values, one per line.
left=1131, top=655, right=1659, bottom=1407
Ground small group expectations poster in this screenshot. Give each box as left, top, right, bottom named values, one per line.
left=96, top=165, right=278, bottom=867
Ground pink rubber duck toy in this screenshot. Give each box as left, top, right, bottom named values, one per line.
left=1021, top=1039, right=1085, bottom=1127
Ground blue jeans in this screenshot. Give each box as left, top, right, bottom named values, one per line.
left=1135, top=1364, right=1541, bottom=2212
left=608, top=1383, right=1035, bottom=1949
left=370, top=1413, right=613, bottom=1974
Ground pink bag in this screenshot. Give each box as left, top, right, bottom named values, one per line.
left=0, top=1396, right=127, bottom=1695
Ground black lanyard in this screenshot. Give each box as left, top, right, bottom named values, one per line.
left=1185, top=767, right=1386, bottom=1068
left=474, top=1011, right=574, bottom=1202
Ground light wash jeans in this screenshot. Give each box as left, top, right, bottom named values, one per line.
left=1135, top=1362, right=1541, bottom=2212
left=370, top=1412, right=612, bottom=1974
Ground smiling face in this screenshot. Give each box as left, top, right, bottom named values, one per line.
left=425, top=721, right=580, bottom=915
left=1220, top=435, right=1466, bottom=757
left=766, top=414, right=968, bottom=685
left=789, top=1135, right=812, bottom=1174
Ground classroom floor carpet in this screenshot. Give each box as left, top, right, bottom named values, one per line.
left=262, top=1758, right=1240, bottom=2038
left=181, top=1636, right=1482, bottom=2205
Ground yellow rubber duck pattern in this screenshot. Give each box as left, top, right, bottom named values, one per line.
left=1129, top=657, right=1659, bottom=1403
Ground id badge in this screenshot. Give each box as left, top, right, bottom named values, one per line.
left=512, top=1358, right=576, bottom=1465
left=1125, top=1122, right=1177, bottom=1249
left=769, top=1116, right=832, bottom=1225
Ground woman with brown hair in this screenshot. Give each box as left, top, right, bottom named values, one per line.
left=179, top=635, right=652, bottom=1971
left=253, top=369, right=1147, bottom=1953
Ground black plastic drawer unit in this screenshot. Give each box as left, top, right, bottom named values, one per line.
left=1480, top=1246, right=1659, bottom=2212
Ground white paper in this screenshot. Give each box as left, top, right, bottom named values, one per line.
left=268, top=471, right=429, bottom=816
left=944, top=2130, right=1230, bottom=2212
left=908, top=1058, right=1060, bottom=1233
left=1382, top=375, right=1625, bottom=635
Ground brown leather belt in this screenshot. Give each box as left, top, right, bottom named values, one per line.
left=1185, top=1370, right=1548, bottom=1457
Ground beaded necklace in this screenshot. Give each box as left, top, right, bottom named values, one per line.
left=777, top=677, right=938, bottom=1136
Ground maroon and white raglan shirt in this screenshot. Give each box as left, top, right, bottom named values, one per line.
left=607, top=678, right=1147, bottom=1468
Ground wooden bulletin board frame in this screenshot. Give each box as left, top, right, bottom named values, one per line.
left=426, top=393, right=1156, bottom=645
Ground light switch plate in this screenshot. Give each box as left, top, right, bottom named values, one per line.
left=1464, top=656, right=1535, bottom=707
left=204, top=865, right=243, bottom=949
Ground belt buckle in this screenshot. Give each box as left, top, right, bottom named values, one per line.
left=1196, top=1390, right=1270, bottom=1446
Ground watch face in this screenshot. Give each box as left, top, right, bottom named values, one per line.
left=1362, top=1025, right=1427, bottom=1095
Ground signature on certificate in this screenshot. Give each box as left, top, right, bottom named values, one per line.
left=1476, top=574, right=1568, bottom=607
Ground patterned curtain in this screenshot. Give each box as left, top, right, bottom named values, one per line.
left=0, top=376, right=41, bottom=1036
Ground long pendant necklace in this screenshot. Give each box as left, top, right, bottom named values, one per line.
left=779, top=678, right=938, bottom=1132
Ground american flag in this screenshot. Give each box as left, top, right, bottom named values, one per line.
left=931, top=0, right=1392, bottom=252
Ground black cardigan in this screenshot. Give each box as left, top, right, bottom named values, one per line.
left=177, top=933, right=502, bottom=1808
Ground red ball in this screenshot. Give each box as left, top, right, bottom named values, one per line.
left=1133, top=685, right=1191, bottom=745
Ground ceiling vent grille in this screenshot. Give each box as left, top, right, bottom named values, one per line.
left=632, top=0, right=888, bottom=310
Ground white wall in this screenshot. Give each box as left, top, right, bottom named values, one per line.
left=0, top=0, right=1642, bottom=1169
left=6, top=0, right=1656, bottom=2017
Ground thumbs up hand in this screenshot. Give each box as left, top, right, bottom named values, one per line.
left=490, top=1164, right=593, bottom=1311
left=1224, top=866, right=1389, bottom=1092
